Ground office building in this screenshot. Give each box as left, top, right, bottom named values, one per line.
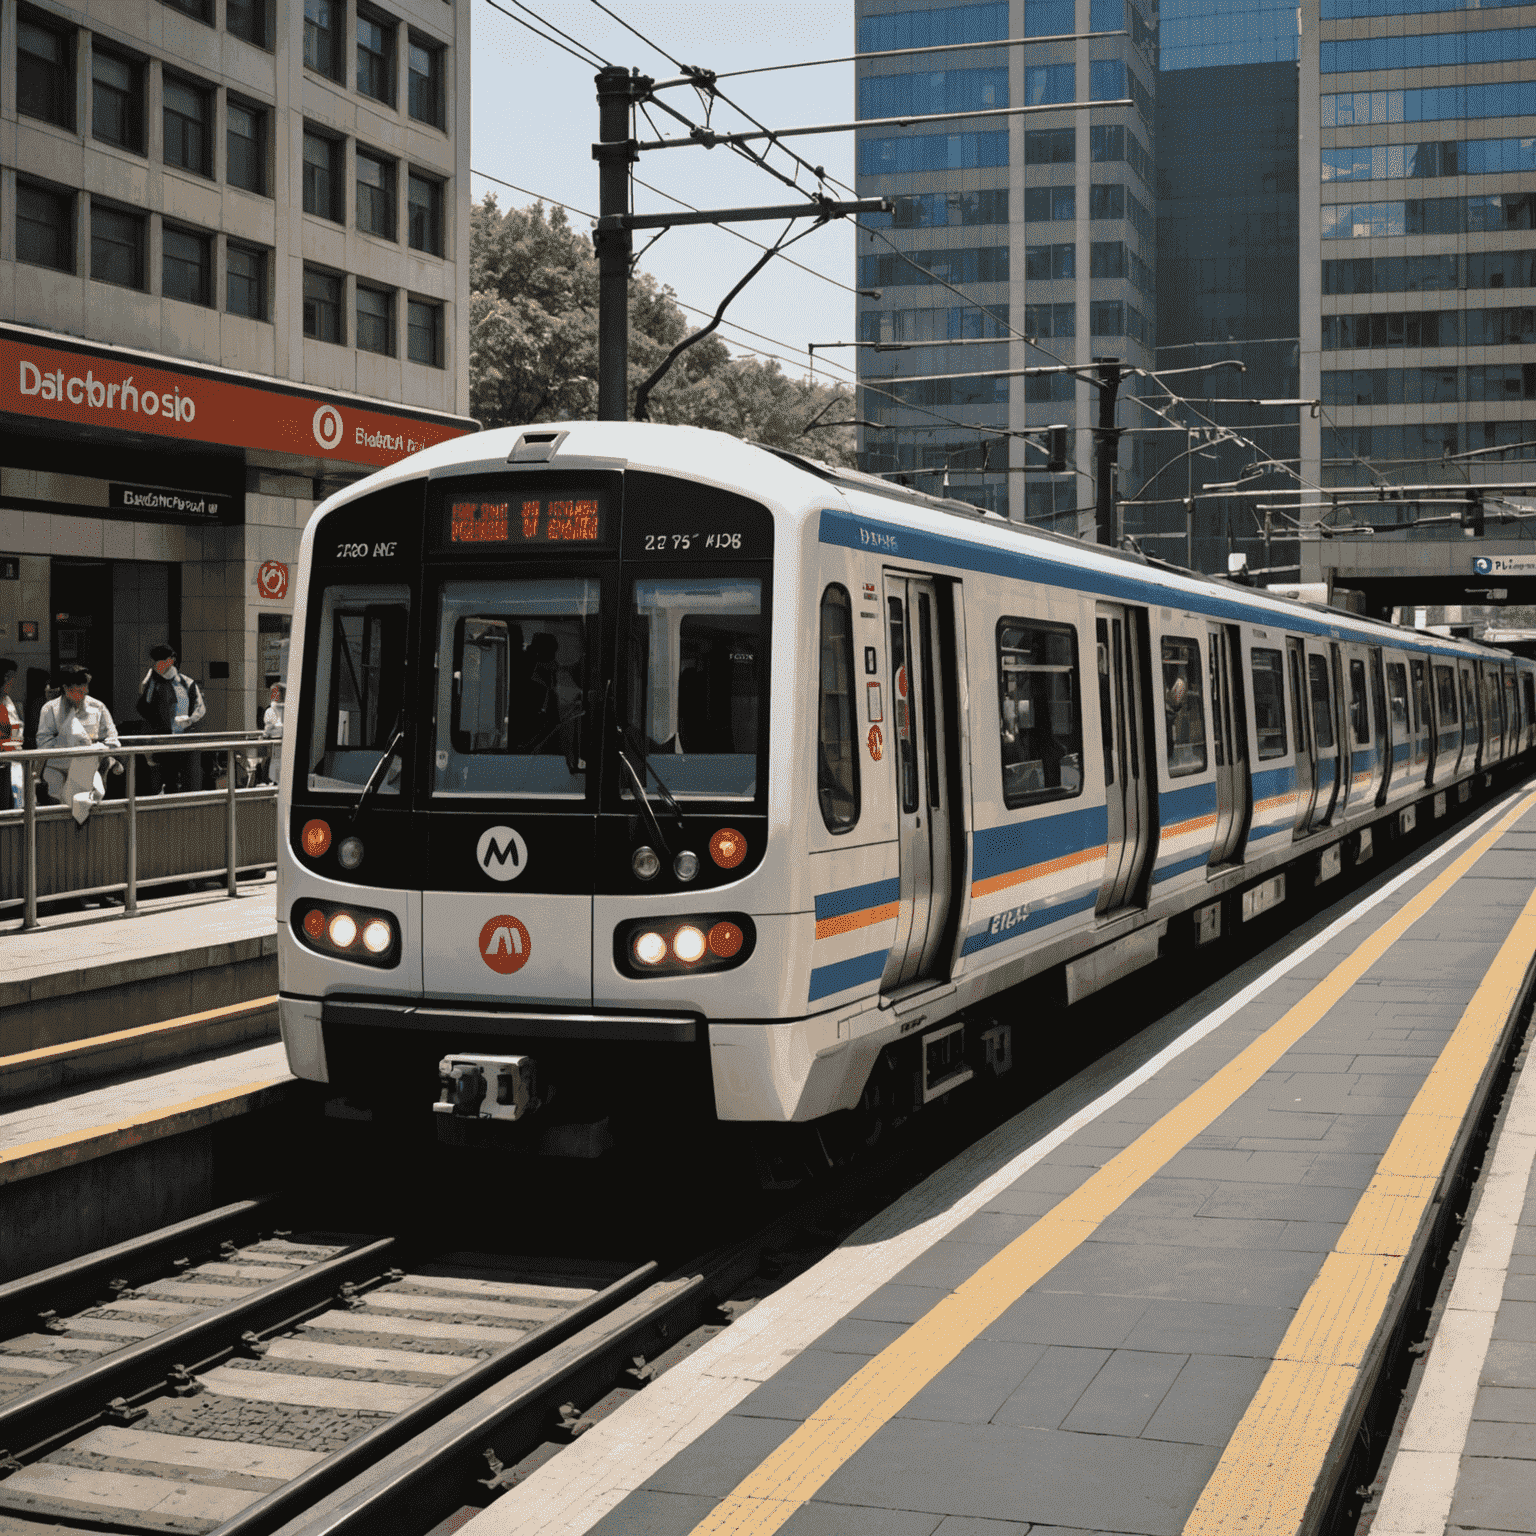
left=855, top=0, right=1159, bottom=531
left=1, top=0, right=474, bottom=733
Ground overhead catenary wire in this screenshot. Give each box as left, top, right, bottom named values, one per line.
left=479, top=0, right=610, bottom=69
left=586, top=0, right=683, bottom=70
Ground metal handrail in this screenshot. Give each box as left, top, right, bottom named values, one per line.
left=2, top=733, right=281, bottom=931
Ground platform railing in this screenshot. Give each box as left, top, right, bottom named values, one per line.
left=1, top=733, right=280, bottom=931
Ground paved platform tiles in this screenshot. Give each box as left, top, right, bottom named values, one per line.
left=461, top=783, right=1536, bottom=1536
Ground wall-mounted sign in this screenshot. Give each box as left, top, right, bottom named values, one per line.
left=1473, top=555, right=1536, bottom=575
left=257, top=560, right=289, bottom=600
left=17, top=621, right=38, bottom=642
left=2, top=327, right=475, bottom=469
left=0, top=557, right=17, bottom=580
left=109, top=483, right=232, bottom=521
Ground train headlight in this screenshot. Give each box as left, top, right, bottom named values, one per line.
left=632, top=846, right=661, bottom=881
left=614, top=914, right=755, bottom=977
left=672, top=925, right=706, bottom=963
left=337, top=836, right=365, bottom=870
left=674, top=850, right=699, bottom=882
left=633, top=931, right=668, bottom=966
left=361, top=919, right=392, bottom=954
left=301, top=819, right=332, bottom=858
left=292, top=901, right=400, bottom=968
left=709, top=828, right=746, bottom=869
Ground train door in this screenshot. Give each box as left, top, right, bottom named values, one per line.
left=1287, top=639, right=1316, bottom=836
left=1483, top=664, right=1505, bottom=765
left=1207, top=623, right=1249, bottom=866
left=1502, top=667, right=1518, bottom=762
left=1305, top=642, right=1340, bottom=828
left=1431, top=660, right=1460, bottom=786
left=1095, top=603, right=1152, bottom=914
left=1523, top=674, right=1535, bottom=754
left=1370, top=648, right=1393, bottom=804
left=1459, top=663, right=1482, bottom=774
left=1409, top=659, right=1431, bottom=785
left=881, top=573, right=954, bottom=989
left=1331, top=644, right=1351, bottom=817
left=1382, top=657, right=1413, bottom=803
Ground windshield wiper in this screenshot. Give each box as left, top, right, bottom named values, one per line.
left=615, top=744, right=671, bottom=856
left=350, top=713, right=405, bottom=825
left=621, top=719, right=686, bottom=824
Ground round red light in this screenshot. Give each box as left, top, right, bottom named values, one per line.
left=302, top=908, right=326, bottom=940
left=301, top=819, right=332, bottom=858
left=709, top=828, right=746, bottom=869
left=708, top=920, right=744, bottom=959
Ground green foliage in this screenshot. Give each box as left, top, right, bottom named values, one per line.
left=469, top=196, right=855, bottom=466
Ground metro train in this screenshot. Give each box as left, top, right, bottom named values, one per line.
left=275, top=421, right=1536, bottom=1153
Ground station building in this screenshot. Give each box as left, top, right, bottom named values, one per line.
left=0, top=0, right=476, bottom=735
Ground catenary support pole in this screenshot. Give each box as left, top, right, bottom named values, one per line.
left=1094, top=357, right=1126, bottom=546
left=594, top=67, right=649, bottom=421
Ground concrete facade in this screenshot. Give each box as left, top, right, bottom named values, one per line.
left=0, top=0, right=473, bottom=733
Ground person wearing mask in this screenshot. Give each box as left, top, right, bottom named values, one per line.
left=0, top=658, right=21, bottom=811
left=137, top=644, right=206, bottom=793
left=37, top=664, right=122, bottom=826
left=262, top=683, right=285, bottom=785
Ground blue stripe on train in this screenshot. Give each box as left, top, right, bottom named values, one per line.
left=1160, top=780, right=1218, bottom=820
left=808, top=947, right=888, bottom=1002
left=960, top=890, right=1099, bottom=958
left=815, top=877, right=901, bottom=921
left=971, top=804, right=1108, bottom=885
left=1153, top=850, right=1210, bottom=885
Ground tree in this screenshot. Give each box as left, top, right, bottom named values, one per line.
left=469, top=196, right=855, bottom=466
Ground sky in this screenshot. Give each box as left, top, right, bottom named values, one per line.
left=470, top=0, right=862, bottom=397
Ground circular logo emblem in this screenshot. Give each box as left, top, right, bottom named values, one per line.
left=868, top=723, right=884, bottom=761
left=312, top=404, right=344, bottom=451
left=479, top=914, right=531, bottom=975
left=1474, top=557, right=1492, bottom=574
left=257, top=560, right=289, bottom=599
left=476, top=825, right=528, bottom=882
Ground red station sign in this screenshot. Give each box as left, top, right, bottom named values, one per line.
left=0, top=329, right=475, bottom=469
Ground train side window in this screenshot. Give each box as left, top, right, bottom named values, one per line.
left=1386, top=663, right=1411, bottom=735
left=1307, top=654, right=1335, bottom=750
left=816, top=584, right=860, bottom=831
left=1160, top=636, right=1206, bottom=776
left=1350, top=659, right=1370, bottom=744
left=1410, top=660, right=1428, bottom=733
left=306, top=585, right=409, bottom=794
left=1435, top=664, right=1458, bottom=723
left=1524, top=676, right=1534, bottom=735
left=1250, top=647, right=1288, bottom=759
left=998, top=617, right=1082, bottom=808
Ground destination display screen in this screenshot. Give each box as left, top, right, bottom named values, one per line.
left=448, top=493, right=608, bottom=546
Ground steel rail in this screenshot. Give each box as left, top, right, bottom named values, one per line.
left=0, top=1236, right=400, bottom=1458
left=206, top=1259, right=662, bottom=1536
left=0, top=1197, right=280, bottom=1338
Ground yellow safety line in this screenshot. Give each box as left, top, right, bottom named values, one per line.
left=685, top=785, right=1536, bottom=1536
left=1183, top=877, right=1536, bottom=1534
left=0, top=996, right=278, bottom=1072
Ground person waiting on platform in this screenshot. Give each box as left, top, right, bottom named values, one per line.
left=137, top=644, right=206, bottom=793
left=0, top=658, right=21, bottom=811
left=38, top=664, right=122, bottom=826
left=262, top=683, right=285, bottom=784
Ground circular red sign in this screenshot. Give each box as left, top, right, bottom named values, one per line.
left=867, top=723, right=884, bottom=761
left=258, top=560, right=289, bottom=599
left=478, top=914, right=532, bottom=975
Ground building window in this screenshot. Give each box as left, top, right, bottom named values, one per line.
left=407, top=172, right=444, bottom=255
left=356, top=150, right=397, bottom=239
left=356, top=284, right=394, bottom=355
left=1025, top=0, right=1073, bottom=36
left=227, top=99, right=267, bottom=194
left=16, top=179, right=74, bottom=273
left=92, top=47, right=144, bottom=153
left=227, top=241, right=268, bottom=319
left=91, top=201, right=146, bottom=290
left=407, top=297, right=443, bottom=366
left=304, top=0, right=342, bottom=80
left=227, top=0, right=271, bottom=48
left=162, top=224, right=212, bottom=306
left=303, top=129, right=344, bottom=222
left=163, top=74, right=213, bottom=177
left=408, top=32, right=445, bottom=126
left=160, top=0, right=213, bottom=21
left=1024, top=64, right=1073, bottom=106
left=1023, top=186, right=1074, bottom=222
left=357, top=6, right=396, bottom=104
left=303, top=266, right=343, bottom=343
left=17, top=10, right=75, bottom=130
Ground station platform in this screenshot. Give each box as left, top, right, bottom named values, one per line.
left=461, top=780, right=1536, bottom=1536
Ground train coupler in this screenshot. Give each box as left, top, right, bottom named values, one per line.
left=433, top=1053, right=546, bottom=1122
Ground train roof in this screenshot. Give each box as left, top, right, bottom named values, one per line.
left=313, top=420, right=1524, bottom=668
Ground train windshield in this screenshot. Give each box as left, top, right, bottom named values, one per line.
left=435, top=577, right=600, bottom=798
left=306, top=583, right=410, bottom=794
left=625, top=577, right=762, bottom=800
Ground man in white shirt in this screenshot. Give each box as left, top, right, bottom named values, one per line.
left=38, top=664, right=121, bottom=825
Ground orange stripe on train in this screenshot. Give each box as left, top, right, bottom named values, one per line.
left=971, top=842, right=1107, bottom=900
left=814, top=902, right=900, bottom=941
